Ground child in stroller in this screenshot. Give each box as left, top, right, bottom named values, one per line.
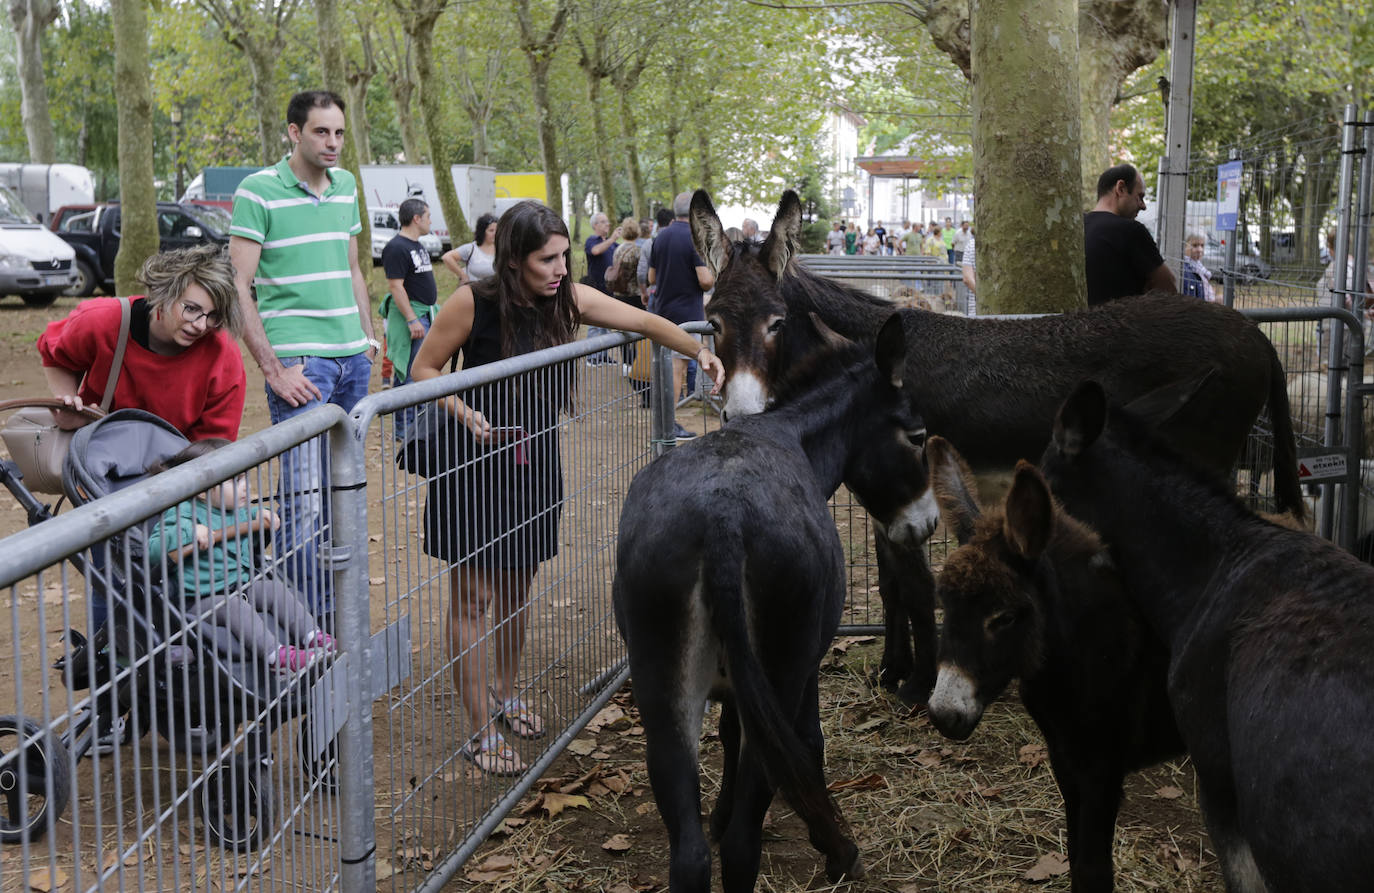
left=145, top=439, right=334, bottom=674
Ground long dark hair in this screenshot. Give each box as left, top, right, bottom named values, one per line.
left=473, top=213, right=498, bottom=246
left=474, top=201, right=580, bottom=360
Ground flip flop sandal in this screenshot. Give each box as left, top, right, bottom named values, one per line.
left=459, top=733, right=525, bottom=776
left=490, top=689, right=546, bottom=739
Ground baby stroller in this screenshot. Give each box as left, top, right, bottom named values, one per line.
left=0, top=407, right=333, bottom=851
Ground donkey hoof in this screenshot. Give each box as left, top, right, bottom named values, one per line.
left=873, top=665, right=907, bottom=693
left=896, top=678, right=933, bottom=708
left=826, top=845, right=864, bottom=882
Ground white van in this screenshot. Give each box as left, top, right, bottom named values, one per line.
left=0, top=184, right=77, bottom=308
left=369, top=206, right=442, bottom=262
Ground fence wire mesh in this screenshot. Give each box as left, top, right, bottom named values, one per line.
left=0, top=409, right=347, bottom=893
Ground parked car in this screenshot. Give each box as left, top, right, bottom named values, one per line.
left=52, top=201, right=230, bottom=297
left=0, top=184, right=78, bottom=307
left=369, top=206, right=442, bottom=263
left=1202, top=236, right=1272, bottom=282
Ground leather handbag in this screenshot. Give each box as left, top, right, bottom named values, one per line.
left=0, top=298, right=132, bottom=494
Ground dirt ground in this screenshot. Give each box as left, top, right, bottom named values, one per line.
left=0, top=292, right=1222, bottom=892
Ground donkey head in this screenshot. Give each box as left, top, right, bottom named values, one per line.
left=691, top=189, right=804, bottom=420
left=925, top=438, right=1056, bottom=741
left=833, top=313, right=939, bottom=547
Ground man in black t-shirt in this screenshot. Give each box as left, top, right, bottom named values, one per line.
left=381, top=198, right=438, bottom=386
left=1084, top=163, right=1177, bottom=306
left=649, top=192, right=716, bottom=440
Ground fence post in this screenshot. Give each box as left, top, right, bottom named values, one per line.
left=1319, top=103, right=1361, bottom=538
left=1222, top=148, right=1240, bottom=309
left=1352, top=109, right=1373, bottom=313
left=329, top=417, right=377, bottom=893
left=1157, top=0, right=1198, bottom=284
left=650, top=341, right=674, bottom=456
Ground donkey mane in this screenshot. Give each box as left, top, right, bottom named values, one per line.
left=1104, top=403, right=1272, bottom=531
left=767, top=337, right=880, bottom=412
left=781, top=266, right=896, bottom=342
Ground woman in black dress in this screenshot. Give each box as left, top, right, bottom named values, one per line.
left=411, top=201, right=724, bottom=774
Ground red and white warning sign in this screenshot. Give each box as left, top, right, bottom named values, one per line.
left=1297, top=453, right=1347, bottom=482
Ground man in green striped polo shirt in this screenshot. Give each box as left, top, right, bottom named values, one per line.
left=229, top=89, right=378, bottom=617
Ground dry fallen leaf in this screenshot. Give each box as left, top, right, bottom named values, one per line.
left=1155, top=785, right=1185, bottom=800
left=827, top=773, right=888, bottom=792
left=635, top=801, right=656, bottom=817
left=26, top=867, right=68, bottom=892
left=976, top=785, right=1003, bottom=800
left=1024, top=851, right=1070, bottom=882
left=541, top=792, right=590, bottom=817
left=602, top=833, right=633, bottom=853
left=852, top=717, right=886, bottom=734
left=913, top=750, right=944, bottom=769
left=1018, top=743, right=1049, bottom=769
left=566, top=739, right=597, bottom=756
left=477, top=854, right=515, bottom=871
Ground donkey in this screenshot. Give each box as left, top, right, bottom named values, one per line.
left=689, top=188, right=1304, bottom=706
left=924, top=436, right=1183, bottom=893
left=613, top=314, right=937, bottom=893
left=1040, top=380, right=1374, bottom=893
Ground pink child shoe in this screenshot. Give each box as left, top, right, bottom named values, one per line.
left=276, top=645, right=320, bottom=674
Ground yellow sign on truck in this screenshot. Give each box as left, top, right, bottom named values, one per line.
left=494, top=172, right=548, bottom=214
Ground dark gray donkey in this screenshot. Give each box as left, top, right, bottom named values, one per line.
left=690, top=188, right=1304, bottom=707
left=1041, top=381, right=1374, bottom=893
left=612, top=314, right=937, bottom=893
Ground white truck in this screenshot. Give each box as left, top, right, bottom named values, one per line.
left=0, top=184, right=79, bottom=307
left=0, top=163, right=95, bottom=226
left=358, top=164, right=496, bottom=250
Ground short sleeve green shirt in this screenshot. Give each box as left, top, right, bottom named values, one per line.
left=230, top=158, right=365, bottom=358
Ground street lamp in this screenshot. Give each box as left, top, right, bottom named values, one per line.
left=170, top=105, right=184, bottom=199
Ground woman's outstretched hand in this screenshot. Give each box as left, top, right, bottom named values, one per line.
left=697, top=347, right=725, bottom=394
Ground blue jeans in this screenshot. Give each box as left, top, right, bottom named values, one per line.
left=394, top=314, right=432, bottom=441
left=265, top=353, right=372, bottom=619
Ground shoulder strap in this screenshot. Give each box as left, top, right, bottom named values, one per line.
left=99, top=297, right=133, bottom=412
left=460, top=242, right=475, bottom=264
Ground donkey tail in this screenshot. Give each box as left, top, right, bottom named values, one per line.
left=702, top=544, right=857, bottom=874
left=1267, top=342, right=1305, bottom=521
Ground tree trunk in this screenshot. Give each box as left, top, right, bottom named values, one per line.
left=391, top=73, right=424, bottom=163
left=666, top=122, right=680, bottom=198
left=971, top=0, right=1085, bottom=313
left=618, top=87, right=646, bottom=220
left=110, top=0, right=159, bottom=294
left=346, top=27, right=377, bottom=164
left=923, top=0, right=1166, bottom=206
left=317, top=0, right=371, bottom=268
left=585, top=70, right=616, bottom=219
left=515, top=0, right=570, bottom=215
left=243, top=44, right=283, bottom=165
left=9, top=0, right=59, bottom=162
left=528, top=56, right=563, bottom=215
left=1077, top=0, right=1168, bottom=203
left=412, top=24, right=470, bottom=244
left=694, top=116, right=712, bottom=195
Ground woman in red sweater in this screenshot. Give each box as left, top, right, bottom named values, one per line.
left=38, top=244, right=247, bottom=440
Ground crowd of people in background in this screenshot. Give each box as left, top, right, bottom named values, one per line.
left=25, top=87, right=1373, bottom=774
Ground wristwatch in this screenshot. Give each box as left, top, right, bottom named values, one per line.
left=367, top=337, right=381, bottom=351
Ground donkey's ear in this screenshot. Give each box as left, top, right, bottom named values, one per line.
left=874, top=313, right=907, bottom=389
left=759, top=190, right=803, bottom=281
left=928, top=436, right=982, bottom=545
left=689, top=189, right=731, bottom=279
left=1004, top=460, right=1054, bottom=561
left=1123, top=366, right=1217, bottom=429
left=808, top=313, right=850, bottom=350
left=1052, top=380, right=1107, bottom=459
